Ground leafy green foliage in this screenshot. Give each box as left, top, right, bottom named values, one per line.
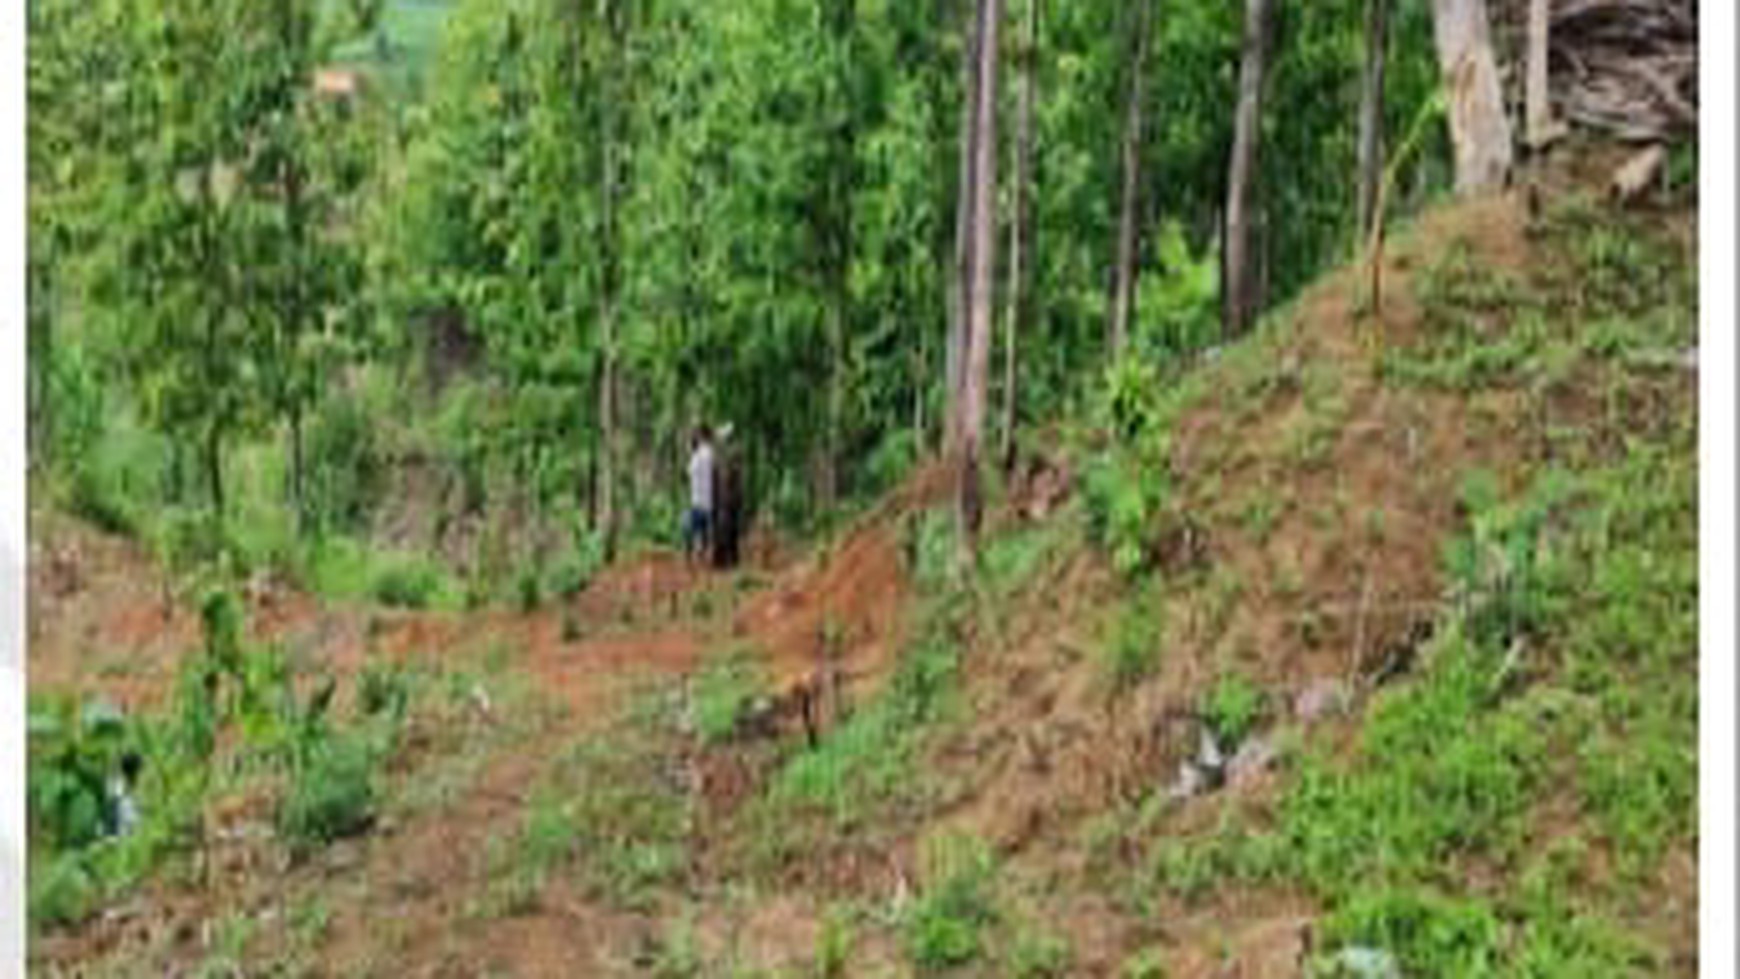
left=1201, top=673, right=1262, bottom=749
left=277, top=730, right=378, bottom=853
left=370, top=555, right=447, bottom=609
left=1008, top=928, right=1073, bottom=978
left=905, top=833, right=997, bottom=970
left=27, top=700, right=131, bottom=854
left=692, top=647, right=766, bottom=744
left=303, top=391, right=385, bottom=535
left=764, top=591, right=963, bottom=836
left=1317, top=889, right=1503, bottom=979
left=813, top=905, right=856, bottom=979
left=1103, top=586, right=1164, bottom=694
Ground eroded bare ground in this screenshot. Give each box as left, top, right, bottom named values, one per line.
left=30, top=173, right=1700, bottom=977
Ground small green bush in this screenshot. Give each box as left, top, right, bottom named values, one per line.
left=357, top=662, right=412, bottom=720
left=515, top=565, right=543, bottom=612
left=1319, top=888, right=1503, bottom=979
left=277, top=733, right=376, bottom=853
left=29, top=853, right=97, bottom=927
left=547, top=554, right=594, bottom=600
left=1201, top=674, right=1262, bottom=749
left=1104, top=588, right=1163, bottom=694
left=66, top=461, right=139, bottom=538
left=304, top=391, right=384, bottom=534
left=1121, top=946, right=1168, bottom=979
left=906, top=833, right=997, bottom=970
left=1008, top=928, right=1072, bottom=978
left=371, top=558, right=443, bottom=610
left=692, top=649, right=764, bottom=744
left=814, top=906, right=855, bottom=979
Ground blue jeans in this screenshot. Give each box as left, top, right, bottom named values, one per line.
left=683, top=507, right=712, bottom=555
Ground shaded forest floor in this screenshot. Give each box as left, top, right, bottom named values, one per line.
left=29, top=153, right=1700, bottom=977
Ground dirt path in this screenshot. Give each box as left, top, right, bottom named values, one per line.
left=26, top=464, right=960, bottom=975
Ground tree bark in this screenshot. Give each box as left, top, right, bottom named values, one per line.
left=1431, top=0, right=1513, bottom=194
left=1223, top=0, right=1274, bottom=338
left=1108, top=0, right=1152, bottom=360
left=1357, top=0, right=1389, bottom=239
left=1524, top=0, right=1561, bottom=149
left=956, top=0, right=1002, bottom=568
left=1000, top=0, right=1038, bottom=472
left=596, top=0, right=623, bottom=561
left=820, top=0, right=856, bottom=515
left=945, top=0, right=976, bottom=457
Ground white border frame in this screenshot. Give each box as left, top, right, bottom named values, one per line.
left=1698, top=3, right=1737, bottom=977
left=3, top=0, right=27, bottom=969
left=0, top=6, right=1733, bottom=979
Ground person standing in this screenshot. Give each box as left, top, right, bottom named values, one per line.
left=712, top=423, right=745, bottom=569
left=684, top=426, right=715, bottom=567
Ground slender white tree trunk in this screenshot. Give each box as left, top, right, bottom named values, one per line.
left=1001, top=0, right=1038, bottom=471
left=956, top=0, right=1002, bottom=568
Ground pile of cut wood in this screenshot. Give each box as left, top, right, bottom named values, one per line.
left=1547, top=0, right=1697, bottom=142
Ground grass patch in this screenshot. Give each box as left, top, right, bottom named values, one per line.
left=904, top=833, right=997, bottom=971
left=742, top=590, right=967, bottom=871
left=486, top=704, right=689, bottom=912
left=692, top=646, right=768, bottom=744
left=1200, top=673, right=1263, bottom=749
left=1102, top=583, right=1164, bottom=695
left=1141, top=435, right=1694, bottom=973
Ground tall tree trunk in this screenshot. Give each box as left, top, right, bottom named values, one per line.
left=945, top=0, right=976, bottom=457
left=1001, top=0, right=1038, bottom=472
left=1108, top=0, right=1152, bottom=359
left=1431, top=0, right=1513, bottom=194
left=821, top=0, right=856, bottom=515
left=1357, top=0, right=1389, bottom=238
left=596, top=0, right=622, bottom=561
left=1524, top=0, right=1560, bottom=149
left=1222, top=0, right=1274, bottom=338
left=821, top=297, right=843, bottom=513
left=283, top=157, right=310, bottom=536
left=956, top=0, right=1002, bottom=569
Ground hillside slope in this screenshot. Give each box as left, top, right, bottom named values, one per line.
left=31, top=165, right=1697, bottom=977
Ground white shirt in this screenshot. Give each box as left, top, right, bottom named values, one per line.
left=689, top=443, right=715, bottom=512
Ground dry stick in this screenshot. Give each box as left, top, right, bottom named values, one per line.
left=1348, top=573, right=1374, bottom=688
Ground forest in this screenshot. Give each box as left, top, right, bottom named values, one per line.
left=27, top=0, right=1458, bottom=576
left=25, top=0, right=1701, bottom=975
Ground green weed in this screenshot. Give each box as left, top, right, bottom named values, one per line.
left=1103, top=586, right=1164, bottom=695
left=1121, top=946, right=1169, bottom=979
left=813, top=905, right=855, bottom=979
left=693, top=647, right=767, bottom=744
left=1201, top=674, right=1262, bottom=749
left=491, top=717, right=690, bottom=911
left=1007, top=928, right=1072, bottom=978
left=905, top=833, right=997, bottom=970
left=277, top=731, right=378, bottom=854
